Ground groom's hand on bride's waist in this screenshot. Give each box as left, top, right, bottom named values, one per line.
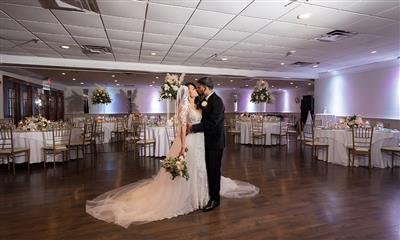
left=186, top=123, right=192, bottom=135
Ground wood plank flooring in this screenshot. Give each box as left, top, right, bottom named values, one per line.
left=0, top=142, right=399, bottom=240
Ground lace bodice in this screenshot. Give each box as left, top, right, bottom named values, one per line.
left=178, top=103, right=201, bottom=125
left=188, top=107, right=202, bottom=124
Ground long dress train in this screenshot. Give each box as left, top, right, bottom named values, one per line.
left=86, top=109, right=259, bottom=228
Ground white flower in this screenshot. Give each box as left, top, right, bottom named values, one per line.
left=201, top=101, right=208, bottom=107
left=172, top=85, right=179, bottom=91
left=164, top=84, right=169, bottom=91
left=168, top=93, right=172, bottom=97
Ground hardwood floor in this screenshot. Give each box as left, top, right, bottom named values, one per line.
left=1, top=142, right=399, bottom=240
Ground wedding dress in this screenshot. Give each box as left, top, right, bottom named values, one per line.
left=86, top=87, right=259, bottom=228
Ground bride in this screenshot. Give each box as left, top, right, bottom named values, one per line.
left=86, top=83, right=259, bottom=228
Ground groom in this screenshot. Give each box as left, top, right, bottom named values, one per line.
left=189, top=77, right=225, bottom=212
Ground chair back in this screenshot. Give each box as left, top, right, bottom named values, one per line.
left=279, top=121, right=288, bottom=135
left=251, top=118, right=263, bottom=134
left=228, top=118, right=239, bottom=131
left=44, top=126, right=71, bottom=148
left=115, top=118, right=126, bottom=132
left=302, top=123, right=314, bottom=142
left=94, top=120, right=103, bottom=134
left=351, top=127, right=374, bottom=150
left=82, top=121, right=94, bottom=144
left=165, top=121, right=177, bottom=146
left=0, top=126, right=14, bottom=151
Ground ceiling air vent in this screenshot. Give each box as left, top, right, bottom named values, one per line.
left=39, top=0, right=99, bottom=13
left=315, top=30, right=358, bottom=42
left=81, top=45, right=112, bottom=54
left=290, top=61, right=314, bottom=67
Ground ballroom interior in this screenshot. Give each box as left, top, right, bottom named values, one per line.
left=0, top=0, right=399, bottom=239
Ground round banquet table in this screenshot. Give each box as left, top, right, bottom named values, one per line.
left=238, top=121, right=283, bottom=145
left=142, top=126, right=170, bottom=157
left=314, top=128, right=400, bottom=168
left=1, top=128, right=83, bottom=164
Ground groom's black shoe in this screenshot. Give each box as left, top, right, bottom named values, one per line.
left=202, top=200, right=220, bottom=212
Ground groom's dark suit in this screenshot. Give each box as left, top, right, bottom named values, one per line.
left=192, top=92, right=225, bottom=202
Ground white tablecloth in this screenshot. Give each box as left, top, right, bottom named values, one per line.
left=238, top=121, right=283, bottom=145
left=314, top=128, right=400, bottom=168
left=315, top=114, right=336, bottom=127
left=102, top=122, right=115, bottom=143
left=143, top=126, right=170, bottom=157
left=2, top=128, right=82, bottom=164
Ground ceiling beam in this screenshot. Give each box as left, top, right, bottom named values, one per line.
left=0, top=54, right=318, bottom=79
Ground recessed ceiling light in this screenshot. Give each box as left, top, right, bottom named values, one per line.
left=295, top=86, right=298, bottom=88
left=80, top=82, right=84, bottom=85
left=313, top=64, right=319, bottom=68
left=371, top=50, right=377, bottom=54
left=245, top=84, right=249, bottom=87
left=72, top=78, right=76, bottom=81
left=152, top=81, right=155, bottom=84
left=60, top=45, right=70, bottom=49
left=149, top=84, right=153, bottom=87
left=217, top=83, right=221, bottom=86
left=297, top=13, right=311, bottom=20
left=62, top=72, right=66, bottom=75
left=155, top=76, right=159, bottom=79
left=195, top=78, right=198, bottom=81
left=116, top=83, right=120, bottom=86
left=221, top=57, right=228, bottom=61
left=280, top=62, right=285, bottom=65
left=151, top=52, right=157, bottom=56
left=308, top=82, right=312, bottom=85
left=284, top=77, right=289, bottom=79
left=233, top=88, right=236, bottom=90
left=112, top=75, right=115, bottom=78
left=114, top=80, right=118, bottom=83
left=230, top=79, right=234, bottom=82
left=271, top=85, right=275, bottom=88
left=290, top=82, right=294, bottom=85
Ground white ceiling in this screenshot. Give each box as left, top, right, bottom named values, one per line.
left=0, top=0, right=399, bottom=75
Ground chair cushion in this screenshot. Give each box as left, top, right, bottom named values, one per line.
left=137, top=139, right=156, bottom=144
left=304, top=141, right=328, bottom=147
left=0, top=147, right=29, bottom=154
left=125, top=136, right=139, bottom=141
left=353, top=147, right=370, bottom=152
left=228, top=130, right=240, bottom=134
left=381, top=146, right=400, bottom=152
left=44, top=145, right=68, bottom=151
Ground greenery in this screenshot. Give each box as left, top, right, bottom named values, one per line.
left=250, top=80, right=273, bottom=104
left=92, top=86, right=112, bottom=105
left=160, top=147, right=189, bottom=180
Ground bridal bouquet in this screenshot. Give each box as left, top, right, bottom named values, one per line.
left=92, top=85, right=112, bottom=105
left=160, top=147, right=189, bottom=180
left=250, top=80, right=273, bottom=104
left=159, top=73, right=185, bottom=100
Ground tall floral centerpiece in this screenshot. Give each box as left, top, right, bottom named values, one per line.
left=92, top=85, right=112, bottom=113
left=250, top=80, right=273, bottom=112
left=160, top=73, right=185, bottom=119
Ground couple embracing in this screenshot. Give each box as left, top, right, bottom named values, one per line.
left=86, top=77, right=259, bottom=228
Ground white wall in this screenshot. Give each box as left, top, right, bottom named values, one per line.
left=315, top=61, right=400, bottom=119
left=64, top=85, right=315, bottom=114
left=274, top=88, right=313, bottom=113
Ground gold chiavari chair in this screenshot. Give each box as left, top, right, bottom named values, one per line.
left=227, top=118, right=241, bottom=144
left=165, top=119, right=177, bottom=148
left=111, top=118, right=127, bottom=142
left=135, top=119, right=156, bottom=157
left=43, top=126, right=71, bottom=168
left=271, top=120, right=288, bottom=146
left=124, top=118, right=141, bottom=152
left=251, top=118, right=266, bottom=146
left=302, top=123, right=329, bottom=162
left=287, top=117, right=299, bottom=143
left=0, top=126, right=30, bottom=175
left=347, top=127, right=374, bottom=169
left=67, top=120, right=95, bottom=161
left=381, top=146, right=400, bottom=169
left=93, top=120, right=105, bottom=144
